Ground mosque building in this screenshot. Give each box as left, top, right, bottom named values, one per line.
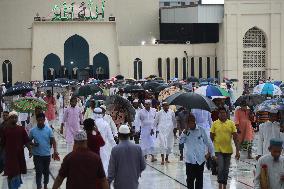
left=0, top=0, right=283, bottom=92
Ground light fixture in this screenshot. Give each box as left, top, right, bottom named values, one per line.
left=70, top=61, right=74, bottom=65
left=151, top=38, right=157, bottom=45
left=141, top=41, right=146, bottom=45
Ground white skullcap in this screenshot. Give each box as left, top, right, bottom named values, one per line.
left=74, top=130, right=87, bottom=141
left=145, top=99, right=151, bottom=104
left=162, top=101, right=169, bottom=105
left=119, top=125, right=130, bottom=134
left=9, top=111, right=18, bottom=117
left=100, top=105, right=106, bottom=110
left=133, top=99, right=139, bottom=103
left=94, top=108, right=103, bottom=114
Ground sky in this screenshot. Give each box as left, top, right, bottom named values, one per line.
left=202, top=0, right=224, bottom=4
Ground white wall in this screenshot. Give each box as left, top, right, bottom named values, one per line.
left=0, top=49, right=31, bottom=83
left=223, top=0, right=284, bottom=91
left=31, top=21, right=119, bottom=81
left=0, top=0, right=159, bottom=48
left=118, top=44, right=217, bottom=80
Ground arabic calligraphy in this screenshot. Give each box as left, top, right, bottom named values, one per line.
left=52, top=0, right=105, bottom=21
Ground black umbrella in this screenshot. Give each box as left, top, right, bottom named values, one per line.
left=165, top=92, right=217, bottom=112
left=187, top=76, right=199, bottom=83
left=37, top=82, right=67, bottom=93
left=74, top=84, right=103, bottom=97
left=143, top=82, right=161, bottom=91
left=54, top=78, right=77, bottom=85
left=234, top=94, right=266, bottom=107
left=124, top=85, right=144, bottom=93
left=170, top=82, right=182, bottom=88
left=4, top=84, right=34, bottom=96
left=115, top=75, right=124, bottom=80
left=105, top=95, right=135, bottom=122
left=155, top=84, right=169, bottom=93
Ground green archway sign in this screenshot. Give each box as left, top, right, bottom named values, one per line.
left=52, top=0, right=106, bottom=21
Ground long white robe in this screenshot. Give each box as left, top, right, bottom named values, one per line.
left=257, top=121, right=282, bottom=156
left=133, top=107, right=142, bottom=133
left=94, top=116, right=116, bottom=175
left=103, top=114, right=118, bottom=137
left=191, top=109, right=212, bottom=137
left=254, top=154, right=284, bottom=189
left=154, top=109, right=176, bottom=154
left=138, top=108, right=156, bottom=155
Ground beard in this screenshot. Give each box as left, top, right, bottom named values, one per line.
left=273, top=156, right=280, bottom=162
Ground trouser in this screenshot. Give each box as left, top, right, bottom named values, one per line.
left=216, top=153, right=231, bottom=185
left=33, top=155, right=51, bottom=189
left=179, top=143, right=184, bottom=157
left=186, top=162, right=205, bottom=189
left=20, top=121, right=26, bottom=127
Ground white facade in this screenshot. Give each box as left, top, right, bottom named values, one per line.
left=222, top=0, right=284, bottom=91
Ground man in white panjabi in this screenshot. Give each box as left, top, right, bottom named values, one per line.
left=100, top=105, right=118, bottom=140
left=191, top=109, right=212, bottom=137
left=138, top=99, right=157, bottom=162
left=254, top=138, right=284, bottom=189
left=154, top=102, right=176, bottom=165
left=257, top=112, right=282, bottom=160
left=133, top=99, right=142, bottom=144
left=93, top=107, right=116, bottom=175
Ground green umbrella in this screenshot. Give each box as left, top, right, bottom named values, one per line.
left=12, top=97, right=47, bottom=113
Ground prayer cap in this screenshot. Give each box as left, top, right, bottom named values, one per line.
left=94, top=108, right=103, bottom=114
left=119, top=125, right=130, bottom=134
left=100, top=105, right=106, bottom=110
left=162, top=101, right=169, bottom=105
left=145, top=99, right=151, bottom=104
left=9, top=111, right=18, bottom=117
left=74, top=130, right=87, bottom=141
left=133, top=99, right=139, bottom=103
left=270, top=138, right=283, bottom=148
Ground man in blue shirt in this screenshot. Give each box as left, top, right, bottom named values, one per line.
left=29, top=113, right=58, bottom=189
left=179, top=113, right=215, bottom=189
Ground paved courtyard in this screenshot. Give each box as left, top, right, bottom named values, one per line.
left=0, top=127, right=257, bottom=189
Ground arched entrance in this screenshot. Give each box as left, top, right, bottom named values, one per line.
left=93, top=53, right=109, bottom=80
left=2, top=60, right=12, bottom=86
left=243, top=27, right=267, bottom=87
left=43, top=53, right=61, bottom=81
left=64, top=34, right=89, bottom=79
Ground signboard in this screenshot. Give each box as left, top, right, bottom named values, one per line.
left=52, top=0, right=106, bottom=21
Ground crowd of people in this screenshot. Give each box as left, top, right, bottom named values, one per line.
left=0, top=79, right=283, bottom=189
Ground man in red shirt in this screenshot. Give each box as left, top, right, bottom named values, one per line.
left=83, top=118, right=105, bottom=156
left=52, top=130, right=109, bottom=189
left=2, top=111, right=31, bottom=189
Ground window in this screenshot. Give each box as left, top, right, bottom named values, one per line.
left=158, top=58, right=162, bottom=77
left=182, top=57, right=186, bottom=80
left=164, top=2, right=170, bottom=6
left=215, top=57, right=218, bottom=78
left=242, top=27, right=266, bottom=87
left=199, top=57, right=202, bottom=78
left=138, top=60, right=142, bottom=79
left=191, top=57, right=194, bottom=76
left=2, top=60, right=12, bottom=86
left=166, top=58, right=170, bottom=81
left=174, top=58, right=178, bottom=78
left=207, top=57, right=210, bottom=78
left=134, top=58, right=142, bottom=80
left=181, top=2, right=186, bottom=6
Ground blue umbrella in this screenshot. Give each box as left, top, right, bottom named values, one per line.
left=253, top=83, right=282, bottom=96
left=273, top=81, right=282, bottom=87
left=254, top=98, right=284, bottom=113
